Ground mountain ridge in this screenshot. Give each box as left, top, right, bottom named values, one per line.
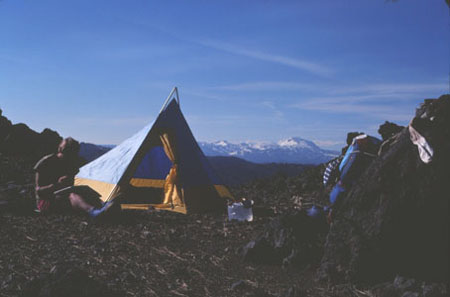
left=199, top=137, right=338, bottom=164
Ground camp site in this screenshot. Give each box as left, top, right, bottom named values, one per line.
left=0, top=1, right=448, bottom=297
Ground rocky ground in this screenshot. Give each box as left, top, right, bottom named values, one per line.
left=0, top=155, right=389, bottom=297
left=0, top=168, right=331, bottom=297
left=1, top=165, right=445, bottom=297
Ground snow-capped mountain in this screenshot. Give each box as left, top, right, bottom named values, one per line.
left=199, top=137, right=339, bottom=165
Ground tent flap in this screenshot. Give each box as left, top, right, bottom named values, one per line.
left=160, top=132, right=185, bottom=208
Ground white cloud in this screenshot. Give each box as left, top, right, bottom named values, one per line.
left=96, top=45, right=177, bottom=60
left=208, top=81, right=314, bottom=92
left=206, top=81, right=448, bottom=104
left=281, top=81, right=447, bottom=122
left=74, top=116, right=152, bottom=127
left=292, top=98, right=414, bottom=122
left=331, top=83, right=449, bottom=96
left=181, top=89, right=229, bottom=102
left=312, top=140, right=345, bottom=148
left=197, top=40, right=334, bottom=77
left=261, top=101, right=284, bottom=118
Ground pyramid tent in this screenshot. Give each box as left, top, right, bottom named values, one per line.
left=74, top=88, right=233, bottom=214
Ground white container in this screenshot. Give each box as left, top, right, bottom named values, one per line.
left=228, top=202, right=253, bottom=222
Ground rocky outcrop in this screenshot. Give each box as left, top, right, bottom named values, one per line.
left=378, top=121, right=405, bottom=141
left=0, top=109, right=63, bottom=213
left=0, top=109, right=62, bottom=162
left=318, top=95, right=449, bottom=283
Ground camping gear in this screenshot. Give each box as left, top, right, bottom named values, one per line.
left=409, top=124, right=433, bottom=164
left=328, top=134, right=381, bottom=206
left=75, top=87, right=233, bottom=214
left=339, top=134, right=381, bottom=186
left=306, top=205, right=323, bottom=218
left=228, top=200, right=253, bottom=222
left=323, top=157, right=341, bottom=186
left=329, top=182, right=345, bottom=205
left=88, top=200, right=115, bottom=218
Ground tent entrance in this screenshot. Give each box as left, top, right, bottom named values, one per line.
left=120, top=132, right=186, bottom=213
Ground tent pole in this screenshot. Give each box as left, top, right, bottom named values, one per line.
left=174, top=87, right=180, bottom=107
left=160, top=86, right=180, bottom=113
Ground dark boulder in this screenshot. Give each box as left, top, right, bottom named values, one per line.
left=317, top=95, right=449, bottom=283
left=378, top=121, right=405, bottom=141
left=240, top=210, right=328, bottom=268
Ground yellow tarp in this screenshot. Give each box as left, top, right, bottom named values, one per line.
left=74, top=177, right=117, bottom=202
left=130, top=178, right=165, bottom=188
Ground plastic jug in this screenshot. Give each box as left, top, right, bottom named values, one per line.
left=228, top=201, right=253, bottom=222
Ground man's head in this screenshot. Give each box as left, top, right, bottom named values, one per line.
left=57, top=137, right=80, bottom=159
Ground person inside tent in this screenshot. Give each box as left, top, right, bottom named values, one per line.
left=34, top=137, right=112, bottom=217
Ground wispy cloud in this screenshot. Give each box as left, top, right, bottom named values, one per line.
left=197, top=39, right=334, bottom=77
left=95, top=45, right=177, bottom=60
left=303, top=84, right=447, bottom=120
left=262, top=101, right=284, bottom=118
left=209, top=81, right=448, bottom=97
left=292, top=97, right=414, bottom=122
left=74, top=116, right=152, bottom=127
left=116, top=18, right=334, bottom=77
left=329, top=83, right=449, bottom=97
left=182, top=89, right=230, bottom=102
left=208, top=81, right=314, bottom=92
left=313, top=139, right=345, bottom=148
left=286, top=81, right=448, bottom=122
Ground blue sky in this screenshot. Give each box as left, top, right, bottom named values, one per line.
left=0, top=0, right=448, bottom=149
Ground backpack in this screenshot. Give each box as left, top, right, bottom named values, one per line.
left=338, top=134, right=381, bottom=186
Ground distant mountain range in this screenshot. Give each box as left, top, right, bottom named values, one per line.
left=79, top=142, right=113, bottom=164
left=199, top=137, right=338, bottom=164
left=79, top=137, right=336, bottom=185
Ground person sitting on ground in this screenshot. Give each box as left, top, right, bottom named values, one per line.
left=34, top=137, right=112, bottom=217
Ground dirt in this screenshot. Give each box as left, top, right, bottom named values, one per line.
left=0, top=160, right=353, bottom=297
left=0, top=202, right=321, bottom=297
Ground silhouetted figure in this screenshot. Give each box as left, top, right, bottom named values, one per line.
left=34, top=137, right=112, bottom=217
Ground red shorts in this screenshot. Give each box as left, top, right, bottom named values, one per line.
left=36, top=194, right=71, bottom=212
left=37, top=199, right=51, bottom=212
